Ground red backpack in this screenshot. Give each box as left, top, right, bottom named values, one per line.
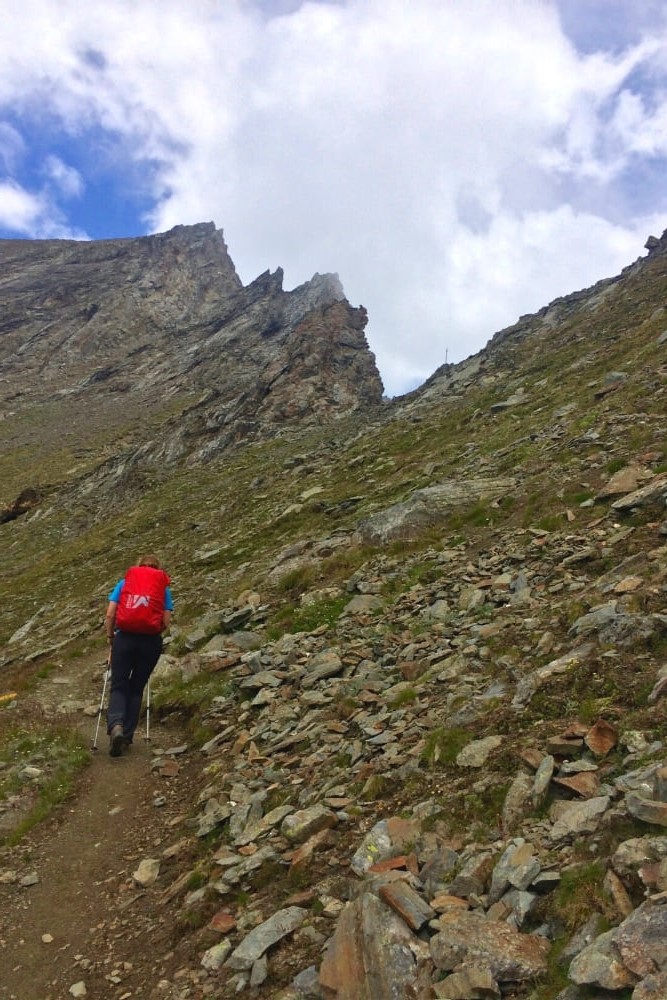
left=115, top=565, right=170, bottom=635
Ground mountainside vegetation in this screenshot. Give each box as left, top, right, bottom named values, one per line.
left=0, top=224, right=666, bottom=999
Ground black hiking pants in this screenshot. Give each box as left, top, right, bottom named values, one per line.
left=107, top=631, right=162, bottom=742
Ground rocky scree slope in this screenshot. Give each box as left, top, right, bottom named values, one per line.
left=0, top=227, right=667, bottom=998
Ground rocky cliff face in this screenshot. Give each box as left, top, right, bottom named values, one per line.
left=0, top=223, right=383, bottom=500
left=0, top=223, right=241, bottom=383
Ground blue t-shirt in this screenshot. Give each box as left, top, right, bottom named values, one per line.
left=109, top=578, right=174, bottom=611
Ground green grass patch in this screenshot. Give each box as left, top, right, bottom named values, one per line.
left=266, top=594, right=349, bottom=640
left=152, top=672, right=234, bottom=736
left=420, top=727, right=470, bottom=768
left=388, top=686, right=418, bottom=709
left=381, top=557, right=441, bottom=597
left=186, top=868, right=209, bottom=891
left=550, top=861, right=612, bottom=932
left=0, top=720, right=90, bottom=845
left=274, top=564, right=320, bottom=600
left=460, top=780, right=509, bottom=834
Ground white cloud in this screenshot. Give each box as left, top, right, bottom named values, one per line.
left=0, top=122, right=26, bottom=172
left=42, top=154, right=84, bottom=198
left=0, top=0, right=666, bottom=393
left=0, top=180, right=43, bottom=233
left=0, top=179, right=86, bottom=238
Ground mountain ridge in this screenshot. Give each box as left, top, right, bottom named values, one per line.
left=0, top=222, right=383, bottom=505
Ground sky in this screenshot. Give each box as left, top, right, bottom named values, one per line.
left=1, top=1, right=667, bottom=397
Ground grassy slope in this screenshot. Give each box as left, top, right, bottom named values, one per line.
left=0, top=245, right=665, bottom=653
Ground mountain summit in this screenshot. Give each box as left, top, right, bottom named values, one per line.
left=0, top=222, right=383, bottom=499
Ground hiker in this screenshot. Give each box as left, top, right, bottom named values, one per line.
left=104, top=554, right=173, bottom=757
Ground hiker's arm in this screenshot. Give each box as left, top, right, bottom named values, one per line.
left=105, top=601, right=117, bottom=644
left=162, top=584, right=174, bottom=634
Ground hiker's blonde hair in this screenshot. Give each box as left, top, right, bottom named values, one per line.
left=138, top=554, right=161, bottom=568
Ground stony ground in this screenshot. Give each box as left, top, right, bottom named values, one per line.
left=2, top=463, right=667, bottom=1000
left=3, top=480, right=667, bottom=1000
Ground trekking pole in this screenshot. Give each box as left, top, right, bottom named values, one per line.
left=92, top=658, right=111, bottom=751
left=145, top=679, right=151, bottom=743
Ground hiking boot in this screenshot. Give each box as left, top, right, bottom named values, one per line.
left=109, top=724, right=124, bottom=758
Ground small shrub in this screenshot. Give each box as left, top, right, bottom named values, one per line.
left=264, top=786, right=293, bottom=812
left=528, top=937, right=573, bottom=1000
left=420, top=727, right=469, bottom=768
left=569, top=490, right=594, bottom=505
left=246, top=861, right=284, bottom=891
left=266, top=594, right=348, bottom=639
left=388, top=686, right=418, bottom=709
left=152, top=673, right=233, bottom=714
left=333, top=695, right=358, bottom=721
left=551, top=861, right=612, bottom=931
left=449, top=502, right=493, bottom=530
left=575, top=696, right=604, bottom=725
left=275, top=565, right=319, bottom=600
left=537, top=513, right=564, bottom=532
left=359, top=774, right=390, bottom=801
left=462, top=781, right=509, bottom=830
left=187, top=869, right=209, bottom=891
left=319, top=547, right=370, bottom=585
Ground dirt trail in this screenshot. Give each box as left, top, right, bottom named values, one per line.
left=0, top=655, right=196, bottom=1000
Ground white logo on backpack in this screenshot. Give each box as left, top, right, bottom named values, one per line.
left=126, top=594, right=150, bottom=609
